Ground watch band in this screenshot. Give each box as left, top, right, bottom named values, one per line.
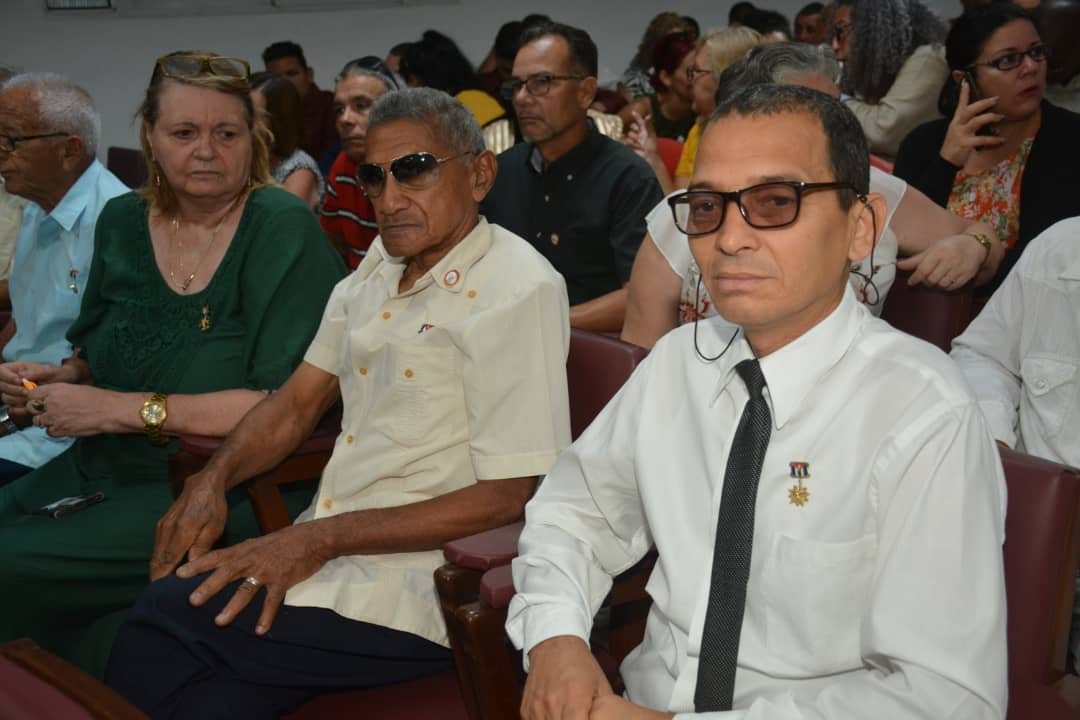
left=963, top=231, right=995, bottom=265
left=0, top=404, right=18, bottom=436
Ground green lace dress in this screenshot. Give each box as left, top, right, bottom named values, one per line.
left=0, top=186, right=345, bottom=677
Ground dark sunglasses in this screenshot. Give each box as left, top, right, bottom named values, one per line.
left=668, top=181, right=857, bottom=235
left=357, top=152, right=473, bottom=198
left=968, top=44, right=1050, bottom=72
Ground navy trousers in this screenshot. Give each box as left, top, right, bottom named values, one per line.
left=105, top=574, right=452, bottom=720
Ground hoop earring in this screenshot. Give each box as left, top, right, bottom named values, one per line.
left=154, top=172, right=161, bottom=188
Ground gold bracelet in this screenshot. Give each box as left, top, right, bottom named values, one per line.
left=962, top=231, right=994, bottom=265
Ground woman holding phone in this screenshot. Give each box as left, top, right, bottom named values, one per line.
left=894, top=2, right=1080, bottom=293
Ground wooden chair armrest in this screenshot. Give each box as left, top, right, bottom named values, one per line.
left=441, top=521, right=524, bottom=570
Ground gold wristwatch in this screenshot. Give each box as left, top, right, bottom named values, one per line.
left=139, top=392, right=169, bottom=446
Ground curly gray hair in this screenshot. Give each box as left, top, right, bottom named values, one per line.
left=842, top=0, right=947, bottom=101
left=0, top=72, right=100, bottom=159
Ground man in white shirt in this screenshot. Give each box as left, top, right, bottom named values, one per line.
left=509, top=84, right=1007, bottom=720
left=106, top=87, right=572, bottom=719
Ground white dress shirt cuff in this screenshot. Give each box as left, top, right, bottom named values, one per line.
left=506, top=601, right=593, bottom=671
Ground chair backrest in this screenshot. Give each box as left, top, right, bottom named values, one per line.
left=567, top=329, right=648, bottom=440
left=655, top=138, right=684, bottom=180
left=880, top=268, right=974, bottom=353
left=106, top=146, right=148, bottom=190
left=1001, top=448, right=1080, bottom=687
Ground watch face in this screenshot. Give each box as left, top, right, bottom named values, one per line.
left=141, top=402, right=166, bottom=426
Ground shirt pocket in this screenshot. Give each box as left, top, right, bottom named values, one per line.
left=383, top=344, right=464, bottom=448
left=760, top=533, right=875, bottom=674
left=1020, top=355, right=1077, bottom=442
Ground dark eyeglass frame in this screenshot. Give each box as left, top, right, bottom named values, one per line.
left=0, top=132, right=68, bottom=153
left=668, top=181, right=858, bottom=236
left=686, top=65, right=713, bottom=82
left=500, top=73, right=586, bottom=100
left=967, top=44, right=1050, bottom=73
left=155, top=54, right=252, bottom=83
left=357, top=151, right=474, bottom=198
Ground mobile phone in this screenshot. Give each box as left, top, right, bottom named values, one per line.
left=34, top=492, right=106, bottom=519
left=964, top=71, right=998, bottom=137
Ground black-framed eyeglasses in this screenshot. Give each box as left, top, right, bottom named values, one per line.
left=357, top=151, right=474, bottom=198
left=967, top=44, right=1050, bottom=72
left=832, top=20, right=852, bottom=42
left=0, top=132, right=68, bottom=153
left=668, top=181, right=857, bottom=235
left=500, top=73, right=585, bottom=100
left=686, top=65, right=712, bottom=82
left=155, top=54, right=251, bottom=83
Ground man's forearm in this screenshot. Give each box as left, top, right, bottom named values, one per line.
left=570, top=287, right=628, bottom=333
left=313, top=475, right=537, bottom=558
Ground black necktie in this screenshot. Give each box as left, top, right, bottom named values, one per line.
left=695, top=358, right=772, bottom=712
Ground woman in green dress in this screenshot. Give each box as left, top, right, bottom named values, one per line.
left=0, top=52, right=345, bottom=678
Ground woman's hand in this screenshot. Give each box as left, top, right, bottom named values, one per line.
left=623, top=109, right=658, bottom=163
left=939, top=80, right=1005, bottom=167
left=175, top=522, right=332, bottom=634
left=0, top=362, right=75, bottom=416
left=897, top=232, right=989, bottom=289
left=26, top=383, right=120, bottom=436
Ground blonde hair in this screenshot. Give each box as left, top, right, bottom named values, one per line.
left=700, top=26, right=765, bottom=77
left=136, top=51, right=272, bottom=216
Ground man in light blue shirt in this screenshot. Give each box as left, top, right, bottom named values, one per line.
left=0, top=73, right=127, bottom=483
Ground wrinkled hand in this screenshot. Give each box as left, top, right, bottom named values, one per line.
left=150, top=472, right=230, bottom=581
left=623, top=110, right=658, bottom=162
left=521, top=635, right=613, bottom=720
left=589, top=696, right=674, bottom=720
left=27, top=383, right=114, bottom=436
left=897, top=232, right=986, bottom=289
left=175, top=522, right=331, bottom=634
left=0, top=361, right=71, bottom=417
left=940, top=80, right=1005, bottom=167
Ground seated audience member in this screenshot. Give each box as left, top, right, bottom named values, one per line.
left=0, top=74, right=127, bottom=485
left=832, top=0, right=949, bottom=157
left=622, top=42, right=1002, bottom=349
left=0, top=52, right=344, bottom=679
left=619, top=12, right=692, bottom=101
left=251, top=73, right=325, bottom=209
left=618, top=32, right=697, bottom=142
left=106, top=87, right=571, bottom=719
left=626, top=27, right=764, bottom=194
left=400, top=30, right=506, bottom=127
left=483, top=22, right=663, bottom=332
left=262, top=41, right=338, bottom=171
left=743, top=8, right=793, bottom=42
left=794, top=2, right=828, bottom=44
left=477, top=19, right=525, bottom=112
left=320, top=57, right=396, bottom=269
left=1042, top=0, right=1080, bottom=111
left=729, top=1, right=758, bottom=26
left=682, top=14, right=701, bottom=40
left=510, top=84, right=1007, bottom=720
left=894, top=2, right=1080, bottom=293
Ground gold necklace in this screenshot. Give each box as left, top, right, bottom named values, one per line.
left=169, top=191, right=246, bottom=293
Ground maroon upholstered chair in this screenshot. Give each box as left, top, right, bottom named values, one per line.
left=1000, top=448, right=1080, bottom=719
left=0, top=638, right=147, bottom=720
left=105, top=147, right=148, bottom=190
left=880, top=268, right=975, bottom=353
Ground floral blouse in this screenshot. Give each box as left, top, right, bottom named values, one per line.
left=947, top=138, right=1034, bottom=249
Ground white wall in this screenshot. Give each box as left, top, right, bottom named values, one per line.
left=0, top=0, right=960, bottom=156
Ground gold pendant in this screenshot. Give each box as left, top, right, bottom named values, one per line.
left=199, top=304, right=211, bottom=332
left=788, top=461, right=811, bottom=507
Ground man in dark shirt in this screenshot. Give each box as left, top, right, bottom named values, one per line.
left=480, top=22, right=662, bottom=332
left=262, top=41, right=339, bottom=172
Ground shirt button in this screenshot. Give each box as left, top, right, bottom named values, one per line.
left=566, top=173, right=573, bottom=181
left=404, top=369, right=414, bottom=378
left=467, top=290, right=477, bottom=298
left=535, top=231, right=542, bottom=239
left=358, top=367, right=367, bottom=375
left=323, top=499, right=333, bottom=510
left=382, top=311, right=391, bottom=320
left=346, top=434, right=354, bottom=444
left=1036, top=379, right=1048, bottom=391
left=550, top=233, right=560, bottom=246
left=544, top=194, right=550, bottom=202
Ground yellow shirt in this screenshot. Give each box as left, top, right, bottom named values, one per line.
left=675, top=121, right=702, bottom=181
left=456, top=89, right=506, bottom=128
left=286, top=217, right=572, bottom=646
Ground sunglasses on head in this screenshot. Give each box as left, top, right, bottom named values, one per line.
left=155, top=54, right=251, bottom=83
left=356, top=151, right=473, bottom=198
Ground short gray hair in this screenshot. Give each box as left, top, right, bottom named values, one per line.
left=1, top=72, right=100, bottom=159
left=368, top=87, right=484, bottom=157
left=716, top=42, right=840, bottom=102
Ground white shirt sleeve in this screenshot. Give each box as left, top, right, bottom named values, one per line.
left=647, top=192, right=693, bottom=281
